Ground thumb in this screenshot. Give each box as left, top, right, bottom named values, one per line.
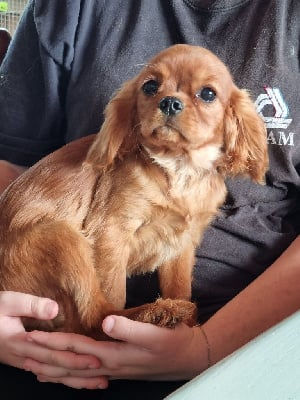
left=102, top=315, right=172, bottom=347
left=0, top=291, right=58, bottom=320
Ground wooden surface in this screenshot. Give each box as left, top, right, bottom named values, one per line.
left=166, top=310, right=300, bottom=399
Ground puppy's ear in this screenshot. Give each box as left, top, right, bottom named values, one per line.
left=85, top=79, right=138, bottom=169
left=221, top=88, right=268, bottom=183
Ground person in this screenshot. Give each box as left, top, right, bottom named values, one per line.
left=0, top=0, right=300, bottom=398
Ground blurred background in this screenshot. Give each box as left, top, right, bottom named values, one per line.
left=0, top=0, right=27, bottom=35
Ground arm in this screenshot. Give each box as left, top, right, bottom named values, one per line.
left=22, top=235, right=300, bottom=389
left=203, top=234, right=300, bottom=365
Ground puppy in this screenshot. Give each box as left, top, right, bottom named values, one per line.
left=0, top=44, right=268, bottom=338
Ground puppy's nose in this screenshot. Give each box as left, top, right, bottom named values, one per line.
left=159, top=96, right=184, bottom=116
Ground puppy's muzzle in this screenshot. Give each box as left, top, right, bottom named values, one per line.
left=159, top=96, right=184, bottom=116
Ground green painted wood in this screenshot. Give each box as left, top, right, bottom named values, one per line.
left=166, top=311, right=300, bottom=400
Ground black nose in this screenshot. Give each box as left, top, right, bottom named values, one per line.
left=159, top=96, right=184, bottom=116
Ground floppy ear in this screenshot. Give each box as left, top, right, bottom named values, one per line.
left=85, top=79, right=138, bottom=169
left=221, top=88, right=268, bottom=183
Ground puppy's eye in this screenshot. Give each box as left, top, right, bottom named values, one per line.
left=196, top=87, right=217, bottom=103
left=142, top=80, right=160, bottom=96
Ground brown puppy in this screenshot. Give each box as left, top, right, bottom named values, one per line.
left=0, top=45, right=268, bottom=338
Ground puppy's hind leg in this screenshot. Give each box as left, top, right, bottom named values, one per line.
left=4, top=220, right=114, bottom=338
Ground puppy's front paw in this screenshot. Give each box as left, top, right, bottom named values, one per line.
left=131, top=298, right=197, bottom=328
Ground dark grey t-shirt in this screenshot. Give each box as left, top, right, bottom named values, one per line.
left=0, top=0, right=299, bottom=321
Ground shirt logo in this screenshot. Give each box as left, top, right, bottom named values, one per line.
left=255, top=86, right=292, bottom=129
left=255, top=86, right=295, bottom=147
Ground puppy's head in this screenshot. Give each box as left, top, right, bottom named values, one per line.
left=86, top=44, right=268, bottom=182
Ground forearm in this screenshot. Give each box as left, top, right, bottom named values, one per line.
left=0, top=160, right=27, bottom=194
left=203, top=235, right=300, bottom=366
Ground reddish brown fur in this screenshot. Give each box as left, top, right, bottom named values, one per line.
left=0, top=45, right=268, bottom=338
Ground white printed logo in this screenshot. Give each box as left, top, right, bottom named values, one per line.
left=255, top=86, right=292, bottom=129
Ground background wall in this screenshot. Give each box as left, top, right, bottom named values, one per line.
left=0, top=0, right=27, bottom=35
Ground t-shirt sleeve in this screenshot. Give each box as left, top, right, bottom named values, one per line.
left=0, top=0, right=81, bottom=166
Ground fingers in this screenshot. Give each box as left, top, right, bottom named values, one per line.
left=37, top=374, right=109, bottom=390
left=0, top=291, right=58, bottom=319
left=26, top=330, right=123, bottom=363
left=27, top=316, right=167, bottom=352
left=24, top=356, right=102, bottom=377
left=25, top=331, right=102, bottom=370
left=102, top=315, right=173, bottom=348
left=27, top=330, right=99, bottom=352
left=23, top=336, right=107, bottom=389
left=23, top=346, right=101, bottom=370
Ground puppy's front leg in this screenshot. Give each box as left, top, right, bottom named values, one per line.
left=121, top=243, right=197, bottom=328
left=147, top=243, right=198, bottom=327
left=158, top=241, right=195, bottom=300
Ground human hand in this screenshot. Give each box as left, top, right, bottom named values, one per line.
left=0, top=291, right=101, bottom=378
left=24, top=315, right=208, bottom=389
